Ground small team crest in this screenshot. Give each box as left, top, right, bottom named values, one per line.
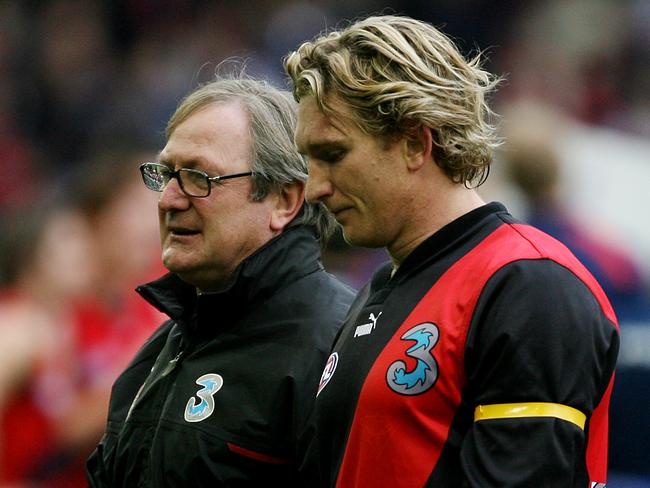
left=386, top=322, right=440, bottom=395
left=184, top=373, right=224, bottom=422
left=317, top=352, right=339, bottom=396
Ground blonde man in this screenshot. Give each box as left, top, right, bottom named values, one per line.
left=285, top=15, right=619, bottom=487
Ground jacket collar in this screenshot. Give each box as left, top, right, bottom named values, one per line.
left=370, top=201, right=507, bottom=291
left=137, top=226, right=323, bottom=329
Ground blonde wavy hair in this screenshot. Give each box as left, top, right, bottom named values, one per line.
left=284, top=15, right=502, bottom=186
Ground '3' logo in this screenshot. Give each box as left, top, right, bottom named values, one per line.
left=386, top=322, right=439, bottom=395
left=184, top=373, right=224, bottom=422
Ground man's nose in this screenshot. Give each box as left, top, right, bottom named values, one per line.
left=158, top=177, right=191, bottom=211
left=305, top=162, right=333, bottom=203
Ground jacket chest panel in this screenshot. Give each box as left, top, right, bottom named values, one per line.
left=126, top=337, right=284, bottom=434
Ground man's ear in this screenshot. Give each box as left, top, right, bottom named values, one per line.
left=404, top=125, right=433, bottom=171
left=270, top=181, right=305, bottom=232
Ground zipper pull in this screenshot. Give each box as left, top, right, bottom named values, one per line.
left=161, top=351, right=184, bottom=376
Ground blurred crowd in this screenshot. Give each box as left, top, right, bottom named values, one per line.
left=0, top=0, right=649, bottom=486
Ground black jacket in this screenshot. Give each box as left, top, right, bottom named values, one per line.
left=87, top=226, right=355, bottom=487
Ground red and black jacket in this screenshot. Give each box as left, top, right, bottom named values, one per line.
left=301, top=202, right=619, bottom=487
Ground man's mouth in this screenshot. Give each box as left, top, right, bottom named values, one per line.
left=331, top=207, right=352, bottom=218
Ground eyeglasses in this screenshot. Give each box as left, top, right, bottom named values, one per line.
left=140, top=162, right=253, bottom=198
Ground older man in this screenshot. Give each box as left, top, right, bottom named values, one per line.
left=86, top=77, right=354, bottom=487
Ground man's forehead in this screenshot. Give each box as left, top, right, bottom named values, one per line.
left=158, top=102, right=251, bottom=168
left=296, top=95, right=353, bottom=150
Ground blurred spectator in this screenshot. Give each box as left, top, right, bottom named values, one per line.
left=71, top=147, right=165, bottom=393
left=0, top=196, right=98, bottom=487
left=0, top=148, right=164, bottom=487
left=0, top=1, right=43, bottom=209
left=496, top=0, right=650, bottom=137
left=31, top=0, right=117, bottom=173
left=499, top=101, right=650, bottom=323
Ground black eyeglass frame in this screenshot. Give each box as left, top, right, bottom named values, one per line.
left=139, top=162, right=254, bottom=198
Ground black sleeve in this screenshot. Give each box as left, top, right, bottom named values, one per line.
left=86, top=438, right=110, bottom=488
left=460, top=259, right=619, bottom=487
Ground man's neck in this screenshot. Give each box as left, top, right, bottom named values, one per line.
left=388, top=187, right=485, bottom=269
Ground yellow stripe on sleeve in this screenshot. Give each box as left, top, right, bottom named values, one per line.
left=474, top=402, right=586, bottom=430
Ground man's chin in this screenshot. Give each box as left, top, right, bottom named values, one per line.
left=162, top=254, right=197, bottom=277
left=161, top=260, right=225, bottom=291
left=341, top=229, right=384, bottom=249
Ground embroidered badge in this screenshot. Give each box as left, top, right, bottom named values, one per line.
left=317, top=352, right=339, bottom=396
left=354, top=312, right=382, bottom=337
left=386, top=322, right=439, bottom=395
left=184, top=373, right=224, bottom=422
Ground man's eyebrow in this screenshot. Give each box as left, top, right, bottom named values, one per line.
left=154, top=154, right=204, bottom=169
left=299, top=141, right=347, bottom=155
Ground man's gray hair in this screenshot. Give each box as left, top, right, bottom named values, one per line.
left=166, top=76, right=335, bottom=242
